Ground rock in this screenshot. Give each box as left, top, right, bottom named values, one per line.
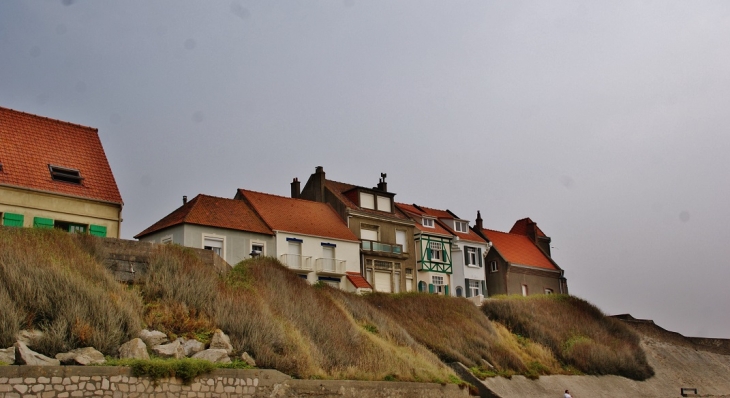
left=209, top=329, right=233, bottom=355
left=0, top=347, right=15, bottom=364
left=192, top=349, right=231, bottom=364
left=240, top=352, right=256, bottom=367
left=152, top=340, right=185, bottom=359
left=118, top=338, right=150, bottom=360
left=182, top=339, right=205, bottom=357
left=55, top=347, right=106, bottom=365
left=16, top=330, right=44, bottom=347
left=139, top=329, right=168, bottom=347
left=14, top=341, right=60, bottom=366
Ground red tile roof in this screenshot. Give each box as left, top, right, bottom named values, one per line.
left=346, top=272, right=372, bottom=290
left=481, top=228, right=558, bottom=270
left=414, top=204, right=487, bottom=244
left=135, top=194, right=273, bottom=238
left=395, top=203, right=453, bottom=236
left=238, top=189, right=359, bottom=242
left=509, top=218, right=547, bottom=237
left=0, top=107, right=122, bottom=204
left=324, top=179, right=410, bottom=221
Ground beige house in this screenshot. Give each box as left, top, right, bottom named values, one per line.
left=0, top=107, right=123, bottom=237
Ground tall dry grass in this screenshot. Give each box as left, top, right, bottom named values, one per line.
left=0, top=227, right=143, bottom=354
left=482, top=294, right=654, bottom=380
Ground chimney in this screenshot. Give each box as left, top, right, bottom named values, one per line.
left=475, top=211, right=483, bottom=231
left=376, top=172, right=388, bottom=192
left=313, top=166, right=326, bottom=202
left=291, top=178, right=301, bottom=199
left=526, top=219, right=538, bottom=244
left=182, top=195, right=188, bottom=205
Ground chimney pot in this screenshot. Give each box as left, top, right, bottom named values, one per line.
left=291, top=177, right=301, bottom=199
left=183, top=195, right=188, bottom=205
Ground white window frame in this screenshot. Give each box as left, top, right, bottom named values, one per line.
left=521, top=284, right=528, bottom=296
left=465, top=247, right=478, bottom=266
left=432, top=275, right=445, bottom=294
left=454, top=221, right=468, bottom=233
left=202, top=234, right=226, bottom=261
left=490, top=260, right=498, bottom=273
left=422, top=218, right=434, bottom=228
left=395, top=229, right=407, bottom=253
left=376, top=195, right=391, bottom=212
left=250, top=241, right=266, bottom=256
left=429, top=241, right=442, bottom=262
left=469, top=280, right=480, bottom=297
left=360, top=225, right=379, bottom=241
left=359, top=192, right=375, bottom=209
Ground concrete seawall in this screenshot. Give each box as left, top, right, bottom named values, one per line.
left=0, top=366, right=469, bottom=398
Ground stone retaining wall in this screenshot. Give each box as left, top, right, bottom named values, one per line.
left=0, top=366, right=469, bottom=398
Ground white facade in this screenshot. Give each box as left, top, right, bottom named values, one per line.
left=438, top=218, right=489, bottom=301
left=274, top=230, right=360, bottom=290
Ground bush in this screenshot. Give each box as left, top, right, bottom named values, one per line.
left=104, top=358, right=215, bottom=384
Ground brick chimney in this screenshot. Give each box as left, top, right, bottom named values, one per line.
left=290, top=177, right=300, bottom=199
left=526, top=219, right=538, bottom=244
left=475, top=210, right=483, bottom=231
left=183, top=195, right=187, bottom=205
left=376, top=173, right=388, bottom=192
left=312, top=166, right=326, bottom=202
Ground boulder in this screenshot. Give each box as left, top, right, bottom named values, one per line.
left=0, top=347, right=15, bottom=364
left=16, top=330, right=44, bottom=347
left=209, top=329, right=233, bottom=355
left=139, top=329, right=168, bottom=347
left=55, top=347, right=106, bottom=365
left=241, top=352, right=256, bottom=367
left=192, top=349, right=231, bottom=364
left=14, top=341, right=60, bottom=366
left=182, top=339, right=205, bottom=357
left=118, top=338, right=150, bottom=360
left=151, top=340, right=185, bottom=359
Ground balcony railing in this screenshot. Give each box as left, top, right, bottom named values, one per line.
left=279, top=254, right=313, bottom=271
left=315, top=258, right=346, bottom=275
left=361, top=240, right=403, bottom=255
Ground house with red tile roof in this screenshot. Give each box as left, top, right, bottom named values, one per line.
left=235, top=189, right=362, bottom=290
left=474, top=213, right=568, bottom=296
left=398, top=204, right=490, bottom=302
left=0, top=107, right=123, bottom=237
left=134, top=194, right=276, bottom=265
left=294, top=166, right=417, bottom=293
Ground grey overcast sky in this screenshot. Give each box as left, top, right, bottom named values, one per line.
left=2, top=1, right=729, bottom=338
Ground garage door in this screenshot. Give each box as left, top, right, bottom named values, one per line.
left=374, top=271, right=392, bottom=293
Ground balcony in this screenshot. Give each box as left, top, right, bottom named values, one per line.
left=315, top=258, right=347, bottom=275
left=279, top=254, right=312, bottom=272
left=361, top=240, right=403, bottom=255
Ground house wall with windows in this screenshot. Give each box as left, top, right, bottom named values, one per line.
left=505, top=265, right=564, bottom=296
left=0, top=185, right=121, bottom=238
left=450, top=241, right=489, bottom=299
left=274, top=231, right=360, bottom=290
left=484, top=250, right=509, bottom=296
left=136, top=224, right=275, bottom=266
left=414, top=234, right=453, bottom=295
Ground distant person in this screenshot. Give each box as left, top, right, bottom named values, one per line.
left=564, top=390, right=573, bottom=398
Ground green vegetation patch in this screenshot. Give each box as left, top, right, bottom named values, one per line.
left=103, top=358, right=223, bottom=384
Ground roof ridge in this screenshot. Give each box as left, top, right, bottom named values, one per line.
left=237, top=187, right=329, bottom=204
left=0, top=106, right=98, bottom=132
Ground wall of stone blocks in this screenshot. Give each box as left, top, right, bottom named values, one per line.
left=0, top=366, right=469, bottom=398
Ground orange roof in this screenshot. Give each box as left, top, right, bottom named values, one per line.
left=509, top=218, right=547, bottom=237
left=135, top=194, right=273, bottom=238
left=346, top=272, right=372, bottom=289
left=324, top=179, right=410, bottom=221
left=395, top=203, right=453, bottom=236
left=481, top=228, right=557, bottom=270
left=414, top=204, right=487, bottom=244
left=238, top=189, right=359, bottom=242
left=0, top=107, right=122, bottom=204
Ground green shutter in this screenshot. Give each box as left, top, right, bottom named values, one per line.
left=33, top=217, right=54, bottom=229
left=481, top=280, right=487, bottom=297
left=89, top=225, right=107, bottom=237
left=418, top=281, right=425, bottom=292
left=3, top=213, right=24, bottom=227
left=428, top=283, right=435, bottom=294
left=465, top=278, right=471, bottom=297
left=444, top=285, right=450, bottom=296
left=478, top=248, right=483, bottom=267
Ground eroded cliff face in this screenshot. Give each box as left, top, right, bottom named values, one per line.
left=480, top=321, right=730, bottom=398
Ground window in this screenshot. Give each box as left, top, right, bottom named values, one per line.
left=49, top=165, right=83, bottom=184
left=318, top=276, right=340, bottom=288
left=376, top=196, right=391, bottom=212
left=395, top=229, right=407, bottom=253
left=465, top=247, right=477, bottom=266
left=359, top=192, right=375, bottom=209
left=251, top=242, right=265, bottom=256
left=432, top=275, right=445, bottom=294
left=490, top=260, right=498, bottom=273
left=2, top=212, right=24, bottom=227
left=394, top=272, right=400, bottom=293
left=454, top=221, right=468, bottom=233
left=203, top=236, right=224, bottom=258
left=428, top=241, right=442, bottom=261
left=521, top=284, right=528, bottom=296
left=469, top=280, right=480, bottom=297
left=54, top=220, right=86, bottom=234
left=360, top=225, right=378, bottom=241
left=455, top=287, right=463, bottom=297
left=544, top=288, right=554, bottom=295
left=422, top=218, right=434, bottom=228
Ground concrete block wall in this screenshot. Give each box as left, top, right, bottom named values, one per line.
left=0, top=366, right=469, bottom=398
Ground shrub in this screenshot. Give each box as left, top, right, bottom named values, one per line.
left=104, top=358, right=215, bottom=384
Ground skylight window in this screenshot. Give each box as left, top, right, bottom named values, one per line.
left=49, top=165, right=83, bottom=184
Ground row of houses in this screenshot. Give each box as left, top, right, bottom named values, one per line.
left=0, top=106, right=569, bottom=300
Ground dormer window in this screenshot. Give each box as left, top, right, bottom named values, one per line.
left=359, top=191, right=392, bottom=212
left=454, top=221, right=468, bottom=233
left=360, top=192, right=375, bottom=209
left=422, top=218, right=434, bottom=228
left=49, top=165, right=83, bottom=184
